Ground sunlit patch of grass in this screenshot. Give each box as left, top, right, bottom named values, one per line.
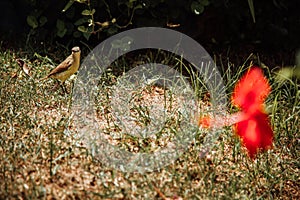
left=0, top=47, right=299, bottom=199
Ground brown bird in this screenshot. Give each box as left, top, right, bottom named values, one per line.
left=41, top=46, right=81, bottom=93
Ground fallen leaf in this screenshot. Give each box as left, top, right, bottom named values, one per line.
left=16, top=58, right=32, bottom=77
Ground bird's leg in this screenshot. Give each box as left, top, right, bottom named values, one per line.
left=51, top=80, right=60, bottom=91
left=51, top=80, right=68, bottom=94
left=67, top=81, right=74, bottom=112
left=60, top=82, right=69, bottom=94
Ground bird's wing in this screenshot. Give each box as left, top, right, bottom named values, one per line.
left=47, top=55, right=73, bottom=77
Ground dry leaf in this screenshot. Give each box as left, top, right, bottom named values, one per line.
left=16, top=58, right=32, bottom=77
left=11, top=72, right=18, bottom=78
left=167, top=22, right=181, bottom=28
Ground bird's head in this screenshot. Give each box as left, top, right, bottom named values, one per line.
left=71, top=46, right=81, bottom=54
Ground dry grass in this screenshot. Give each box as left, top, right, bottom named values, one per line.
left=0, top=48, right=299, bottom=199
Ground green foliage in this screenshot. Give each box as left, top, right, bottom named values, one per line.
left=247, top=0, right=255, bottom=23
left=191, top=0, right=210, bottom=15
left=26, top=15, right=38, bottom=29
left=275, top=50, right=300, bottom=81
left=23, top=0, right=208, bottom=41
left=56, top=19, right=67, bottom=38
left=18, top=0, right=298, bottom=47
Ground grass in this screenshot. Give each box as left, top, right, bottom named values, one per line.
left=0, top=46, right=299, bottom=199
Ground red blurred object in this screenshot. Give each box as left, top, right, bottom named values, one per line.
left=232, top=67, right=271, bottom=112
left=198, top=116, right=211, bottom=128
left=234, top=109, right=273, bottom=158
left=232, top=67, right=273, bottom=158
left=198, top=66, right=274, bottom=159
